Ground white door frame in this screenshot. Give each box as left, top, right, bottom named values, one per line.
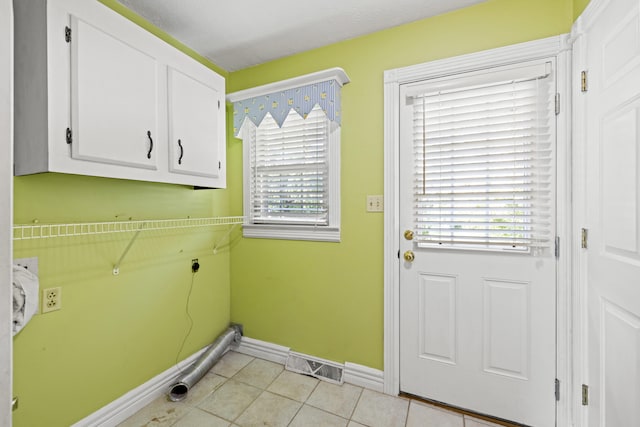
left=0, top=0, right=13, bottom=424
left=383, top=34, right=574, bottom=425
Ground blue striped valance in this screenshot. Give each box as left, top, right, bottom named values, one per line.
left=227, top=68, right=350, bottom=137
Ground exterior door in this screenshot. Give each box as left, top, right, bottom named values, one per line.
left=398, top=59, right=558, bottom=426
left=578, top=0, right=640, bottom=425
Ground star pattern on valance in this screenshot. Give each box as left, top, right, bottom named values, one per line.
left=233, top=79, right=342, bottom=136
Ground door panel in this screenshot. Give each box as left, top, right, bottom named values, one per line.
left=168, top=68, right=221, bottom=179
left=71, top=16, right=158, bottom=169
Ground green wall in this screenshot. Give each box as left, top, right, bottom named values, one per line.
left=227, top=0, right=574, bottom=370
left=574, top=0, right=592, bottom=20
left=11, top=4, right=231, bottom=427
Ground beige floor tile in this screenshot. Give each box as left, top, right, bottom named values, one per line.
left=289, top=405, right=348, bottom=427
left=117, top=395, right=190, bottom=427
left=267, top=370, right=319, bottom=402
left=306, top=381, right=362, bottom=419
left=232, top=358, right=283, bottom=389
left=211, top=351, right=254, bottom=378
left=173, top=407, right=230, bottom=427
left=197, top=379, right=261, bottom=421
left=351, top=389, right=409, bottom=427
left=406, top=401, right=463, bottom=427
left=180, top=373, right=227, bottom=407
left=464, top=415, right=505, bottom=427
left=234, top=391, right=301, bottom=427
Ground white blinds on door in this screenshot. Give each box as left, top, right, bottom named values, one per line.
left=250, top=106, right=329, bottom=225
left=409, top=62, right=554, bottom=251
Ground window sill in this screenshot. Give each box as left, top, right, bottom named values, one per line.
left=242, top=224, right=340, bottom=242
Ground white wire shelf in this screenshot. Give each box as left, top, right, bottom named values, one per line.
left=13, top=216, right=245, bottom=241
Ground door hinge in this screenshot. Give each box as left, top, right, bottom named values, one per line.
left=12, top=397, right=18, bottom=411
left=555, top=236, right=560, bottom=258
left=582, top=384, right=589, bottom=405
left=66, top=127, right=73, bottom=144
left=555, top=379, right=560, bottom=401
left=65, top=26, right=71, bottom=43
left=218, top=161, right=221, bottom=170
left=581, top=228, right=588, bottom=249
left=218, top=100, right=221, bottom=109
left=581, top=70, right=588, bottom=92
left=555, top=93, right=560, bottom=115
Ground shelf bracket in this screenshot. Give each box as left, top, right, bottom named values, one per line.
left=113, top=223, right=146, bottom=275
left=213, top=223, right=241, bottom=255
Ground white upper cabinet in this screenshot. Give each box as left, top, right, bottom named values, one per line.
left=71, top=16, right=159, bottom=170
left=168, top=67, right=224, bottom=180
left=13, top=0, right=226, bottom=188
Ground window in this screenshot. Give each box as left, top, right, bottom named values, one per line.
left=228, top=68, right=349, bottom=242
left=405, top=60, right=555, bottom=252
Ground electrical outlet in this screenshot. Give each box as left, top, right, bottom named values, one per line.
left=191, top=258, right=200, bottom=273
left=42, top=287, right=62, bottom=313
left=14, top=257, right=39, bottom=276
left=366, top=195, right=384, bottom=212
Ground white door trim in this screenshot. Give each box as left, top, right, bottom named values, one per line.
left=0, top=0, right=13, bottom=424
left=383, top=34, right=573, bottom=425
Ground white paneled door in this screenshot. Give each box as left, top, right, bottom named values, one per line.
left=398, top=60, right=558, bottom=426
left=579, top=0, right=640, bottom=425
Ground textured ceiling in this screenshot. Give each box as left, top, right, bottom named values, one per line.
left=117, top=0, right=487, bottom=72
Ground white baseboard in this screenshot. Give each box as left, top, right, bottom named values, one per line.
left=234, top=336, right=384, bottom=392
left=233, top=336, right=290, bottom=364
left=343, top=362, right=384, bottom=392
left=71, top=347, right=207, bottom=427
left=74, top=336, right=385, bottom=426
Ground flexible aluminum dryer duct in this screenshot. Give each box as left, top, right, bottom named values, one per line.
left=169, top=324, right=243, bottom=402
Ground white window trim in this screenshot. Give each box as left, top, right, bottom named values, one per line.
left=383, top=34, right=572, bottom=425
left=241, top=120, right=341, bottom=242
left=228, top=68, right=348, bottom=243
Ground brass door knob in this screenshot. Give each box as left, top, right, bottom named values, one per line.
left=404, top=230, right=414, bottom=240
left=403, top=250, right=415, bottom=262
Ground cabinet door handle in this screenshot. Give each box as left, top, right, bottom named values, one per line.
left=178, top=139, right=184, bottom=165
left=146, top=131, right=153, bottom=159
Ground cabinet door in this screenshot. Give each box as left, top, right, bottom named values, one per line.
left=168, top=68, right=223, bottom=179
left=70, top=16, right=158, bottom=170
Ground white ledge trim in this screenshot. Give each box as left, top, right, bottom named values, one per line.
left=226, top=67, right=350, bottom=103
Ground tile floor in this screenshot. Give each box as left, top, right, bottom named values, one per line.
left=119, top=351, right=505, bottom=427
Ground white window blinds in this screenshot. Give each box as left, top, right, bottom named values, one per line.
left=250, top=106, right=329, bottom=225
left=409, top=62, right=554, bottom=251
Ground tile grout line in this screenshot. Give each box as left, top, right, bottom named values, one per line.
left=347, top=384, right=365, bottom=422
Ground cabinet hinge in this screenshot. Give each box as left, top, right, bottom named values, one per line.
left=555, top=379, right=560, bottom=401
left=555, top=236, right=560, bottom=258
left=65, top=26, right=71, bottom=43
left=218, top=161, right=221, bottom=170
left=581, top=70, right=588, bottom=92
left=582, top=384, right=589, bottom=405
left=66, top=128, right=72, bottom=144
left=581, top=228, right=588, bottom=249
left=555, top=93, right=560, bottom=115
